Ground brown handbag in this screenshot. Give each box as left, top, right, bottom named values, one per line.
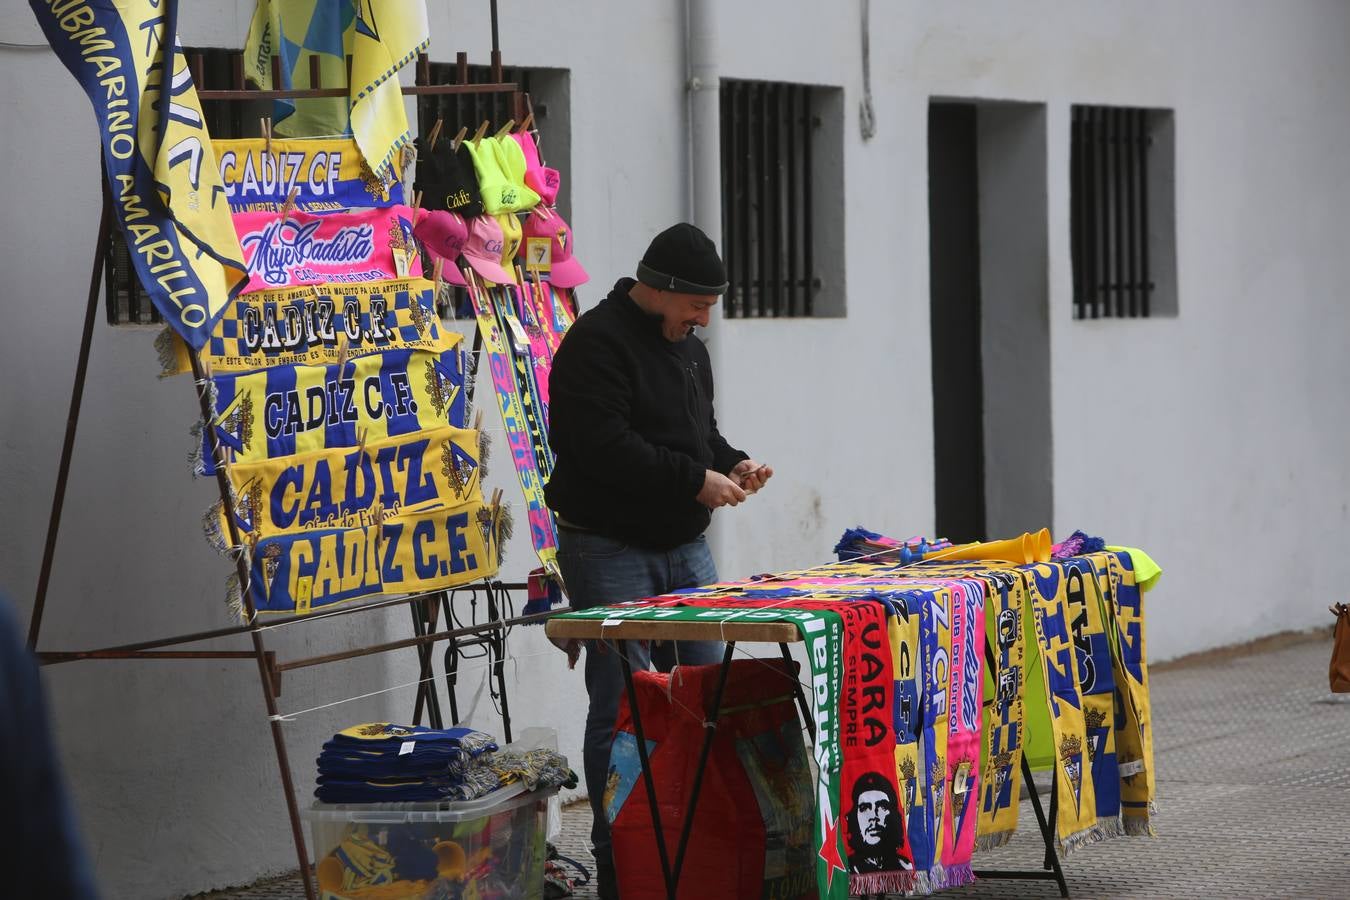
left=1331, top=603, right=1350, bottom=693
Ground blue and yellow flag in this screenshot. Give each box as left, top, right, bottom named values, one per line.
left=31, top=0, right=246, bottom=349
left=245, top=0, right=428, bottom=184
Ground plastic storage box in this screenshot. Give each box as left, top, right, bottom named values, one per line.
left=307, top=782, right=558, bottom=899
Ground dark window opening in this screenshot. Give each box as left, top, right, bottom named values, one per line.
left=719, top=79, right=824, bottom=318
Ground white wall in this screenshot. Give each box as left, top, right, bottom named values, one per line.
left=3, top=1, right=1349, bottom=896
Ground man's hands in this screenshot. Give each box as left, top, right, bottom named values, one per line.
left=730, top=459, right=774, bottom=495
left=698, top=470, right=746, bottom=509
left=698, top=460, right=774, bottom=509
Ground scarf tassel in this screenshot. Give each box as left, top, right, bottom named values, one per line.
left=938, top=862, right=974, bottom=889
left=973, top=830, right=1015, bottom=853
left=1059, top=822, right=1108, bottom=856
left=202, top=502, right=231, bottom=556
left=225, top=573, right=246, bottom=623
left=477, top=428, right=491, bottom=479
left=154, top=327, right=179, bottom=378
left=849, top=869, right=917, bottom=896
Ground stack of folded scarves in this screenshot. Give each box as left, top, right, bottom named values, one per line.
left=316, top=723, right=580, bottom=804
left=316, top=723, right=499, bottom=804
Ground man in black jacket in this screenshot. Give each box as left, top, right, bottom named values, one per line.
left=546, top=222, right=771, bottom=897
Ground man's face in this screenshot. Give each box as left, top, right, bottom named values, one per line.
left=856, top=790, right=892, bottom=846
left=654, top=290, right=718, bottom=341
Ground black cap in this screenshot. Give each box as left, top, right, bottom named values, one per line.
left=635, top=223, right=728, bottom=295
left=413, top=139, right=483, bottom=218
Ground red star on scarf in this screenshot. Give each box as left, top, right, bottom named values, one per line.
left=817, top=813, right=846, bottom=889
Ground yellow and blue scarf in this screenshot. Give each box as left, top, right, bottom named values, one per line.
left=213, top=424, right=482, bottom=546
left=214, top=137, right=402, bottom=212
left=32, top=0, right=246, bottom=349
left=199, top=346, right=466, bottom=474
left=239, top=497, right=498, bottom=615
left=158, top=278, right=448, bottom=376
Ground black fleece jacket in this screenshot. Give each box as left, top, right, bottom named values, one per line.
left=545, top=278, right=748, bottom=550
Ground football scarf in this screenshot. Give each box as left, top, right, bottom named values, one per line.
left=976, top=569, right=1029, bottom=851
left=1063, top=557, right=1123, bottom=836
left=214, top=424, right=482, bottom=545
left=198, top=346, right=466, bottom=474
left=214, top=137, right=403, bottom=212
left=234, top=206, right=422, bottom=293
left=889, top=592, right=927, bottom=891
left=240, top=497, right=498, bottom=615
left=917, top=583, right=954, bottom=886
left=941, top=579, right=985, bottom=887
left=510, top=282, right=556, bottom=417
left=468, top=278, right=558, bottom=575
left=1097, top=551, right=1156, bottom=835
left=158, top=278, right=447, bottom=376
left=491, top=287, right=554, bottom=479
left=32, top=0, right=247, bottom=350
left=1025, top=563, right=1100, bottom=853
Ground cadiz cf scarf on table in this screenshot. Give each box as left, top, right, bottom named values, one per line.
left=1063, top=557, right=1123, bottom=836
left=199, top=346, right=466, bottom=474
left=32, top=0, right=247, bottom=350
left=241, top=498, right=498, bottom=615
left=213, top=424, right=482, bottom=546
left=215, top=137, right=403, bottom=212
left=158, top=278, right=447, bottom=375
left=245, top=0, right=427, bottom=185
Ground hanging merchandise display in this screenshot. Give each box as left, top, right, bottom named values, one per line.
left=554, top=531, right=1160, bottom=898
left=156, top=278, right=448, bottom=376
left=197, top=346, right=467, bottom=474
left=234, top=206, right=423, bottom=292
left=30, top=0, right=247, bottom=351
left=215, top=137, right=404, bottom=212
left=413, top=211, right=471, bottom=282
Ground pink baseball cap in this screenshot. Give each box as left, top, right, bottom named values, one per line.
left=412, top=210, right=469, bottom=286
left=461, top=215, right=516, bottom=285
left=522, top=208, right=589, bottom=288
left=512, top=131, right=561, bottom=207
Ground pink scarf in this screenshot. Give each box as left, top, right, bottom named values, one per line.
left=234, top=206, right=422, bottom=293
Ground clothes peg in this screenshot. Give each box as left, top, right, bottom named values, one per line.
left=474, top=408, right=484, bottom=432
left=451, top=125, right=468, bottom=151
left=494, top=119, right=515, bottom=140
left=335, top=336, right=350, bottom=373
left=356, top=427, right=369, bottom=457
left=518, top=112, right=534, bottom=134
left=278, top=186, right=299, bottom=219
left=471, top=120, right=489, bottom=146
left=260, top=117, right=272, bottom=158
left=427, top=117, right=445, bottom=150
left=433, top=257, right=445, bottom=298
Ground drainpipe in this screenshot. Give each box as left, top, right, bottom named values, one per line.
left=683, top=0, right=733, bottom=569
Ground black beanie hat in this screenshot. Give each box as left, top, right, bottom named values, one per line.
left=635, top=223, right=728, bottom=295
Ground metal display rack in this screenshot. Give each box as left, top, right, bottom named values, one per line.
left=26, top=38, right=551, bottom=900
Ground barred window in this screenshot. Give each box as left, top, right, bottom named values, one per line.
left=1070, top=105, right=1176, bottom=319
left=720, top=79, right=843, bottom=318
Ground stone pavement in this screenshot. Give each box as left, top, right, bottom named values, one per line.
left=200, top=632, right=1350, bottom=899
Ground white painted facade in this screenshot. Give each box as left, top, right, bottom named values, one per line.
left=2, top=1, right=1347, bottom=895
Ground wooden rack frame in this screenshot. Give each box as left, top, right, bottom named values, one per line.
left=27, top=38, right=551, bottom=900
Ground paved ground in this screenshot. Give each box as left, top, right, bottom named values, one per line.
left=201, top=631, right=1350, bottom=898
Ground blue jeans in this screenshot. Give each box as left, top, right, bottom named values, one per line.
left=556, top=528, right=725, bottom=885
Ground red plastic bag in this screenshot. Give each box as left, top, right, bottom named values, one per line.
left=606, top=658, right=815, bottom=899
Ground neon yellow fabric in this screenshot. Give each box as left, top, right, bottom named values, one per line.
left=490, top=135, right=541, bottom=211
left=496, top=213, right=523, bottom=269
left=1106, top=546, right=1162, bottom=592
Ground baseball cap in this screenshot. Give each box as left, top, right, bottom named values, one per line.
left=413, top=139, right=483, bottom=218
left=412, top=210, right=469, bottom=286
left=511, top=131, right=561, bottom=207
left=522, top=208, right=589, bottom=289
left=461, top=215, right=515, bottom=285
left=490, top=135, right=542, bottom=212
left=635, top=223, right=727, bottom=295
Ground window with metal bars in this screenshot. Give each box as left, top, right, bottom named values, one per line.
left=1070, top=104, right=1177, bottom=319
left=720, top=79, right=841, bottom=318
